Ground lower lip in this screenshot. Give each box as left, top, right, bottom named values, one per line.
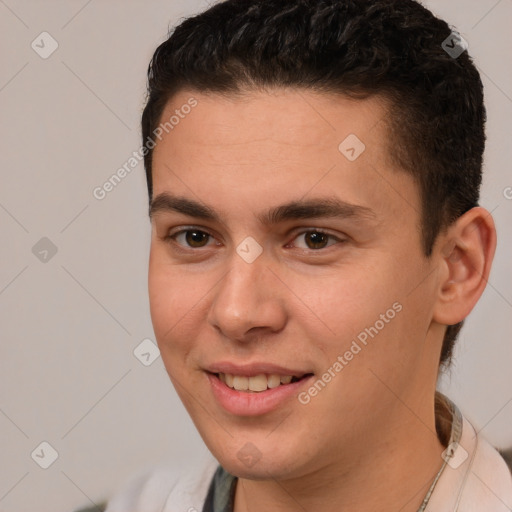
left=206, top=372, right=314, bottom=416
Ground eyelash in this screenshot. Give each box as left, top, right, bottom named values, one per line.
left=164, top=226, right=345, bottom=252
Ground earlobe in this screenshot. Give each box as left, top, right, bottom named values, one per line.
left=433, top=207, right=497, bottom=325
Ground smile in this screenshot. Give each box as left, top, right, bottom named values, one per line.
left=207, top=370, right=314, bottom=416
left=217, top=372, right=306, bottom=392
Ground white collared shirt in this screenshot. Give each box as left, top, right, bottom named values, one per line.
left=427, top=412, right=512, bottom=511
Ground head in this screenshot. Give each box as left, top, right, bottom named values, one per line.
left=143, top=0, right=495, bottom=480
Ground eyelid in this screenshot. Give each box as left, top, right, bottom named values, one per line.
left=289, top=227, right=343, bottom=238
left=167, top=225, right=213, bottom=237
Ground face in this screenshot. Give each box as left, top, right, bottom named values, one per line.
left=148, top=88, right=442, bottom=480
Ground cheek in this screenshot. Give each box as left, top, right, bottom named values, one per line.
left=297, top=258, right=420, bottom=364
left=295, top=263, right=395, bottom=335
left=148, top=250, right=197, bottom=352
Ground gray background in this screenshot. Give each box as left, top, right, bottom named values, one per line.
left=0, top=0, right=510, bottom=510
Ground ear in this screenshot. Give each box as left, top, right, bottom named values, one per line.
left=433, top=207, right=497, bottom=326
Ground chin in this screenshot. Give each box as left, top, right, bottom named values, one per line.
left=204, top=434, right=307, bottom=481
left=219, top=454, right=298, bottom=481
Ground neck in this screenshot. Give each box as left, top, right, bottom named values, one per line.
left=233, top=392, right=450, bottom=512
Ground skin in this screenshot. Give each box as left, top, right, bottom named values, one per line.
left=148, top=88, right=496, bottom=512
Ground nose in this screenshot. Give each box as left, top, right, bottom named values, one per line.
left=207, top=253, right=287, bottom=343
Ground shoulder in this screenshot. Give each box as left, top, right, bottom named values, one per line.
left=429, top=413, right=512, bottom=511
left=458, top=423, right=512, bottom=511
left=105, top=455, right=219, bottom=512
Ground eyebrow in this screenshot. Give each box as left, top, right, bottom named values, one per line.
left=149, top=192, right=376, bottom=225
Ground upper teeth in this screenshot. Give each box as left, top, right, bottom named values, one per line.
left=219, top=373, right=295, bottom=392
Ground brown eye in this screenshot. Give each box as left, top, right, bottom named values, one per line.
left=304, top=231, right=330, bottom=249
left=168, top=229, right=213, bottom=248
left=184, top=230, right=210, bottom=247
left=291, top=230, right=341, bottom=250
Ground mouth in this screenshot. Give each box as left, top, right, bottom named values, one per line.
left=206, top=370, right=315, bottom=415
left=205, top=364, right=315, bottom=415
left=213, top=372, right=312, bottom=392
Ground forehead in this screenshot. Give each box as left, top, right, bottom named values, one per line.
left=151, top=88, right=418, bottom=227
left=155, top=88, right=391, bottom=159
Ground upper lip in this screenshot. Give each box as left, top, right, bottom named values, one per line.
left=206, top=362, right=313, bottom=378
